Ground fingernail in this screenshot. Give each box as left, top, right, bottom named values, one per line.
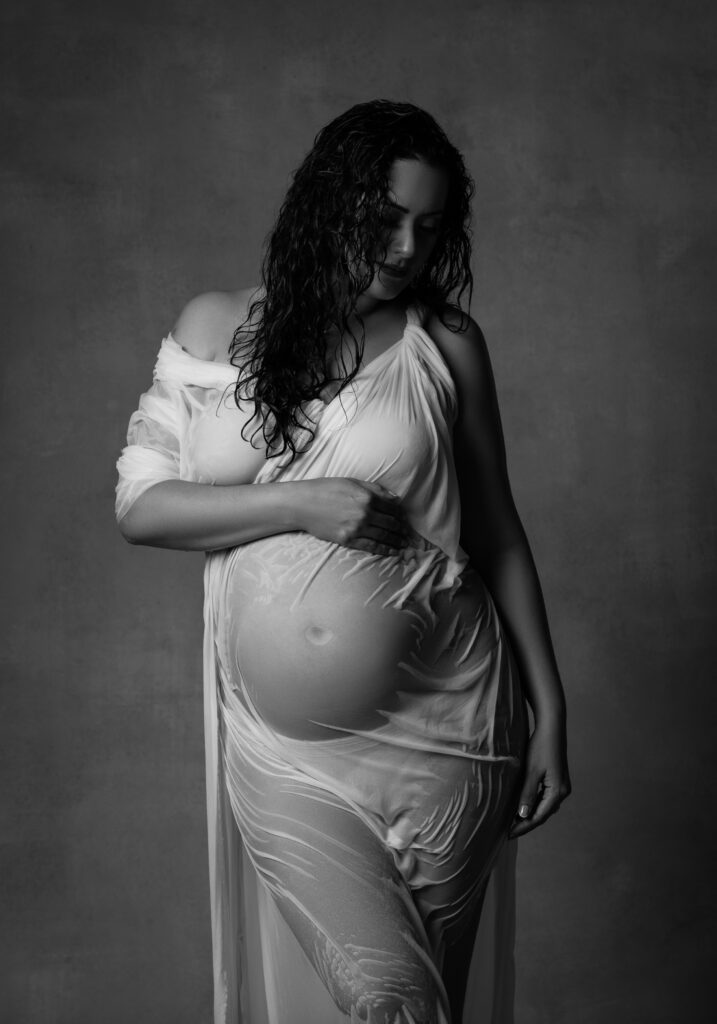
left=519, top=804, right=530, bottom=818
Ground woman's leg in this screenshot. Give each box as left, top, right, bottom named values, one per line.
left=439, top=887, right=487, bottom=1024
left=405, top=761, right=521, bottom=1023
left=222, top=733, right=451, bottom=1024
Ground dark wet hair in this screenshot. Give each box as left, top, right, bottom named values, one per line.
left=231, top=99, right=475, bottom=460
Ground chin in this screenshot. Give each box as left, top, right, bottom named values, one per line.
left=367, top=271, right=411, bottom=300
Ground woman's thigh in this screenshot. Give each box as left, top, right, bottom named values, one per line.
left=225, top=747, right=451, bottom=1024
left=408, top=759, right=520, bottom=949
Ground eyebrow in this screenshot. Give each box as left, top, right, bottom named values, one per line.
left=385, top=201, right=444, bottom=216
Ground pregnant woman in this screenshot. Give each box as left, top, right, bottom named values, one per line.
left=116, top=100, right=570, bottom=1024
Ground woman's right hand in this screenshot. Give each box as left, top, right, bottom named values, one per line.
left=297, top=478, right=409, bottom=555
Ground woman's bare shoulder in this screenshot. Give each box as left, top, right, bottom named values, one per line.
left=171, top=285, right=264, bottom=363
left=424, top=306, right=492, bottom=389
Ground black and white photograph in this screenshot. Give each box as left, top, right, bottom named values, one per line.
left=2, top=2, right=715, bottom=1022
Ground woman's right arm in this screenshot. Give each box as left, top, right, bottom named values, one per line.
left=117, top=290, right=408, bottom=554
left=118, top=478, right=308, bottom=551
left=119, top=477, right=408, bottom=554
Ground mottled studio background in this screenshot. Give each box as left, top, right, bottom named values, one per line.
left=2, top=0, right=715, bottom=1021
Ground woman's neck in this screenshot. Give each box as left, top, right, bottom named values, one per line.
left=328, top=294, right=409, bottom=339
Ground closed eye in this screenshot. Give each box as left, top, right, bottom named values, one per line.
left=380, top=216, right=441, bottom=234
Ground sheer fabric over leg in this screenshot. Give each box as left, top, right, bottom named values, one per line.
left=221, top=706, right=451, bottom=1023
left=218, top=674, right=523, bottom=1023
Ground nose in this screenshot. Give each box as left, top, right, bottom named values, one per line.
left=391, top=223, right=416, bottom=261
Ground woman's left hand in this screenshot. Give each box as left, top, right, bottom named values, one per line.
left=509, top=719, right=572, bottom=838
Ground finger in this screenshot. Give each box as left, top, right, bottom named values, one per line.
left=514, top=780, right=541, bottom=822
left=343, top=524, right=405, bottom=554
left=364, top=483, right=405, bottom=512
left=506, top=781, right=541, bottom=839
left=369, top=495, right=407, bottom=524
left=509, top=788, right=562, bottom=838
left=362, top=528, right=408, bottom=551
left=509, top=809, right=557, bottom=838
left=349, top=537, right=397, bottom=557
left=366, top=510, right=409, bottom=543
left=529, top=787, right=562, bottom=824
left=510, top=777, right=572, bottom=837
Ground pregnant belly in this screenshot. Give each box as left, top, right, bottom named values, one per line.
left=216, top=533, right=497, bottom=740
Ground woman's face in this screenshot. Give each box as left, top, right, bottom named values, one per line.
left=360, top=158, right=449, bottom=305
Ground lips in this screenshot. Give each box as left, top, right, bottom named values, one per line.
left=379, top=263, right=409, bottom=280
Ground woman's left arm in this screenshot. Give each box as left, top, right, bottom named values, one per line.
left=429, top=312, right=572, bottom=838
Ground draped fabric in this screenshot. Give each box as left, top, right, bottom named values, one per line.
left=116, top=304, right=528, bottom=1023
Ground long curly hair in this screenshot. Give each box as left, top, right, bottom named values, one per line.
left=231, top=99, right=475, bottom=460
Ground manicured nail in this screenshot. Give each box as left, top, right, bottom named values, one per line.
left=519, top=804, right=530, bottom=818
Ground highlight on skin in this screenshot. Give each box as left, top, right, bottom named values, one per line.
left=229, top=99, right=476, bottom=462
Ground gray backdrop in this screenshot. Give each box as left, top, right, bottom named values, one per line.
left=2, top=0, right=715, bottom=1021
